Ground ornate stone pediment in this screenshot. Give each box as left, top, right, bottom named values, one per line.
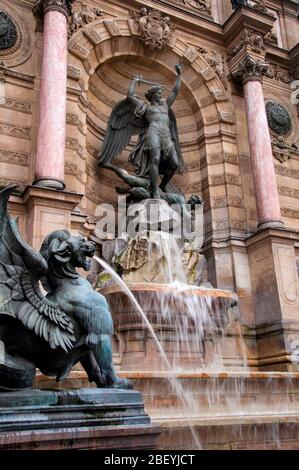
left=129, top=8, right=174, bottom=54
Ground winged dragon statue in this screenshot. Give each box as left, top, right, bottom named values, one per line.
left=0, top=185, right=131, bottom=390
left=98, top=64, right=188, bottom=205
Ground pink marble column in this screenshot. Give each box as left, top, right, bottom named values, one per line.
left=34, top=3, right=70, bottom=190
left=240, top=58, right=283, bottom=230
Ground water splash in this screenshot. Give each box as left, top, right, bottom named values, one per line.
left=94, top=255, right=202, bottom=449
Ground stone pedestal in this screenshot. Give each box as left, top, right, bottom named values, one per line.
left=246, top=227, right=299, bottom=371
left=0, top=388, right=160, bottom=450
left=22, top=185, right=82, bottom=249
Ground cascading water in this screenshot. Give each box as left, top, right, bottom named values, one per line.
left=94, top=231, right=246, bottom=449
left=94, top=254, right=202, bottom=449
left=101, top=231, right=245, bottom=372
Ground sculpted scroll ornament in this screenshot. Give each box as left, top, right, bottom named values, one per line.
left=266, top=101, right=292, bottom=136
left=199, top=47, right=228, bottom=89
left=264, top=29, right=278, bottom=46
left=177, top=0, right=211, bottom=14
left=252, top=0, right=274, bottom=16
left=68, top=2, right=102, bottom=38
left=271, top=136, right=298, bottom=163
left=228, top=29, right=265, bottom=59
left=130, top=8, right=174, bottom=54
left=264, top=65, right=292, bottom=84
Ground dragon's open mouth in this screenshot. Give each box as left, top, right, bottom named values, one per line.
left=82, top=246, right=96, bottom=271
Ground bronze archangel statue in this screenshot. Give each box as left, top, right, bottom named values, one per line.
left=98, top=64, right=186, bottom=202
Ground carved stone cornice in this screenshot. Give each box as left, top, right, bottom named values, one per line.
left=232, top=54, right=269, bottom=84
left=224, top=5, right=275, bottom=86
left=223, top=5, right=276, bottom=45
left=33, top=0, right=74, bottom=20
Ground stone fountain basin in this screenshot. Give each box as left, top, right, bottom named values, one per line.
left=100, top=282, right=237, bottom=299
left=100, top=282, right=239, bottom=371
left=100, top=282, right=238, bottom=324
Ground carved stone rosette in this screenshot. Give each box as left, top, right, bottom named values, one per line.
left=33, top=0, right=74, bottom=20
left=233, top=55, right=269, bottom=84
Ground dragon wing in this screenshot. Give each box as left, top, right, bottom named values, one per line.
left=169, top=108, right=186, bottom=175
left=98, top=97, right=147, bottom=165
left=0, top=185, right=76, bottom=352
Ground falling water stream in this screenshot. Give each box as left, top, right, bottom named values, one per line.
left=94, top=255, right=202, bottom=449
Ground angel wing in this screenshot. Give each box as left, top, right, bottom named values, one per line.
left=98, top=98, right=147, bottom=165
left=169, top=108, right=186, bottom=175
left=0, top=185, right=76, bottom=352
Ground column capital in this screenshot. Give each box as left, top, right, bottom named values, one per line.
left=224, top=4, right=275, bottom=84
left=232, top=54, right=269, bottom=84
left=33, top=0, right=74, bottom=20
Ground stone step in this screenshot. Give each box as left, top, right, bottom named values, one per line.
left=0, top=388, right=160, bottom=450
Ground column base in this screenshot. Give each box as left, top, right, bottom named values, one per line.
left=34, top=177, right=65, bottom=191
left=22, top=185, right=83, bottom=249
left=257, top=220, right=284, bottom=231
left=246, top=227, right=299, bottom=371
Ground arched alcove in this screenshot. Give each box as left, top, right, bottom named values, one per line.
left=66, top=18, right=236, bottom=229
left=85, top=54, right=206, bottom=215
